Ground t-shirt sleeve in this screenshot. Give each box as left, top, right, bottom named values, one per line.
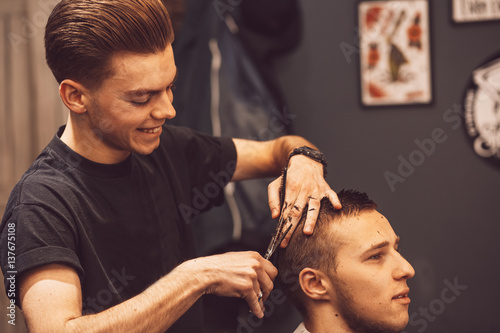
left=161, top=125, right=237, bottom=210
left=1, top=194, right=84, bottom=306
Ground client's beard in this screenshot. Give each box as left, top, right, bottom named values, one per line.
left=333, top=279, right=406, bottom=333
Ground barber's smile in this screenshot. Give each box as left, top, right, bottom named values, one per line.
left=137, top=125, right=162, bottom=134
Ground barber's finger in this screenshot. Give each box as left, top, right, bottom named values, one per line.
left=279, top=194, right=308, bottom=248
left=326, top=189, right=342, bottom=209
left=246, top=290, right=264, bottom=318
left=256, top=258, right=277, bottom=299
left=258, top=273, right=274, bottom=302
left=303, top=195, right=322, bottom=235
left=246, top=265, right=265, bottom=317
left=279, top=217, right=301, bottom=248
left=252, top=278, right=261, bottom=300
left=267, top=177, right=282, bottom=219
left=262, top=258, right=278, bottom=280
left=279, top=178, right=302, bottom=219
left=279, top=219, right=298, bottom=248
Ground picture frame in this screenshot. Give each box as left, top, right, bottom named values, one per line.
left=452, top=0, right=500, bottom=23
left=358, top=0, right=432, bottom=106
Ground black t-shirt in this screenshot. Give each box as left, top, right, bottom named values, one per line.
left=0, top=125, right=237, bottom=332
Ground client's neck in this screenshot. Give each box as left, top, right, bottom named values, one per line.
left=304, top=305, right=354, bottom=333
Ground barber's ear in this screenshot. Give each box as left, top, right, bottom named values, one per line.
left=59, top=79, right=89, bottom=114
left=299, top=268, right=331, bottom=301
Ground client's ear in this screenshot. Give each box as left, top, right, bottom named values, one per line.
left=299, top=268, right=331, bottom=301
left=59, top=79, right=90, bottom=115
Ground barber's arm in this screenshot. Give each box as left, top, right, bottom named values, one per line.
left=232, top=136, right=341, bottom=247
left=20, top=252, right=276, bottom=332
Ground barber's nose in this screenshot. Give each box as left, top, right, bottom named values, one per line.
left=151, top=91, right=176, bottom=120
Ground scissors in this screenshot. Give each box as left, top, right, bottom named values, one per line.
left=258, top=167, right=293, bottom=301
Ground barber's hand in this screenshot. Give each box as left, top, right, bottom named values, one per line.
left=268, top=155, right=341, bottom=247
left=198, top=251, right=277, bottom=318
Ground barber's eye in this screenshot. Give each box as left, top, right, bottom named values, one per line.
left=131, top=98, right=151, bottom=106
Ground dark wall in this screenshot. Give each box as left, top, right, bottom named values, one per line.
left=274, top=1, right=500, bottom=332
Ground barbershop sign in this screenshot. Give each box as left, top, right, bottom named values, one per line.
left=464, top=55, right=500, bottom=167
left=453, top=0, right=500, bottom=22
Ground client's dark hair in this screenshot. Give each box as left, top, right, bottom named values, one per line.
left=277, top=189, right=377, bottom=317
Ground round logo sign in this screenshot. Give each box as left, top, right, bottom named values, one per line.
left=464, top=53, right=500, bottom=167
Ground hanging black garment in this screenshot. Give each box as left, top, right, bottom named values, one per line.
left=169, top=1, right=303, bottom=331
left=170, top=0, right=301, bottom=256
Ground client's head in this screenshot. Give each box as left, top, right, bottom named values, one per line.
left=277, top=189, right=415, bottom=333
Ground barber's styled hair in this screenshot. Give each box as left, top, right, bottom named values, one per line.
left=45, top=0, right=174, bottom=90
left=277, top=189, right=377, bottom=317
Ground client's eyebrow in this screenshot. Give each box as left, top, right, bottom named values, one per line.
left=362, top=241, right=389, bottom=256
left=362, top=236, right=400, bottom=256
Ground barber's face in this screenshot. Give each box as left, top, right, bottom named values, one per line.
left=83, top=44, right=177, bottom=163
left=327, top=210, right=415, bottom=333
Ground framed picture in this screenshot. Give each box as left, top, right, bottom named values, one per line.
left=452, top=0, right=500, bottom=22
left=358, top=0, right=432, bottom=106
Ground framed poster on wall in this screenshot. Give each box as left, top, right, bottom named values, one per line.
left=358, top=0, right=432, bottom=106
left=453, top=0, right=500, bottom=22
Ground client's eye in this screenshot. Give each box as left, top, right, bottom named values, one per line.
left=369, top=253, right=382, bottom=260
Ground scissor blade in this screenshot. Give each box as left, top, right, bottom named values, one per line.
left=264, top=232, right=279, bottom=260
left=264, top=167, right=289, bottom=260
left=271, top=223, right=292, bottom=256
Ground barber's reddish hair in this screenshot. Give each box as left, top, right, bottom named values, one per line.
left=45, top=0, right=174, bottom=90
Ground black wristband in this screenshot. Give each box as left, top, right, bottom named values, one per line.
left=287, top=146, right=327, bottom=177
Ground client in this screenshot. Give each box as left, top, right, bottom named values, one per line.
left=278, top=189, right=415, bottom=333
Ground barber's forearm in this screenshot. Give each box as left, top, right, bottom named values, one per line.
left=271, top=135, right=318, bottom=171
left=65, top=262, right=207, bottom=333
left=232, top=135, right=317, bottom=181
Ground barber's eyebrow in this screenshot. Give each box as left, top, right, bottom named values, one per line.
left=125, top=70, right=178, bottom=96
left=362, top=236, right=400, bottom=256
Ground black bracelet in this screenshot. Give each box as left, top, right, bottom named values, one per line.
left=287, top=146, right=327, bottom=178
